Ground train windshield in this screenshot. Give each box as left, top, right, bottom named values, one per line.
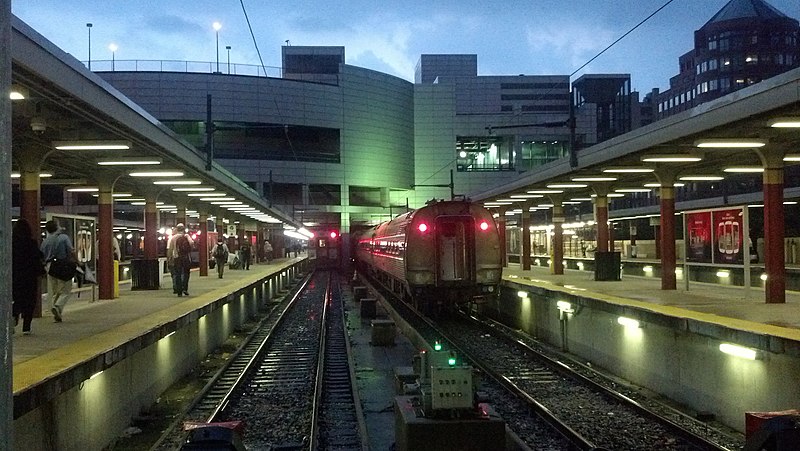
left=436, top=217, right=473, bottom=282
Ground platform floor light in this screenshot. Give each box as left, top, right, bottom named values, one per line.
left=617, top=316, right=641, bottom=328
left=719, top=343, right=760, bottom=360
left=556, top=301, right=573, bottom=313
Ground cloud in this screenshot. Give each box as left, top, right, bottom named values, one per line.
left=525, top=22, right=616, bottom=74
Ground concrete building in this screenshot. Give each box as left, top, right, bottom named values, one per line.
left=99, top=50, right=595, bottom=235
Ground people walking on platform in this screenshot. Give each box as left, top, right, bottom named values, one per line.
left=166, top=223, right=194, bottom=296
left=41, top=219, right=76, bottom=323
left=240, top=240, right=252, bottom=270
left=211, top=238, right=229, bottom=279
left=263, top=240, right=273, bottom=263
left=13, top=219, right=45, bottom=334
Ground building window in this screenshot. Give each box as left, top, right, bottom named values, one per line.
left=708, top=59, right=718, bottom=71
left=456, top=136, right=514, bottom=172
left=720, top=77, right=730, bottom=91
left=709, top=79, right=718, bottom=91
left=519, top=140, right=569, bottom=170
left=708, top=38, right=717, bottom=50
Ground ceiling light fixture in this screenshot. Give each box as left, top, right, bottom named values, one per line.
left=679, top=175, right=725, bottom=181
left=129, top=170, right=184, bottom=177
left=723, top=167, right=764, bottom=173
left=694, top=139, right=766, bottom=148
left=641, top=155, right=702, bottom=163
left=546, top=183, right=587, bottom=189
left=571, top=176, right=618, bottom=182
left=53, top=140, right=131, bottom=150
left=603, top=167, right=655, bottom=173
left=768, top=117, right=800, bottom=128
left=172, top=186, right=215, bottom=191
left=97, top=159, right=161, bottom=166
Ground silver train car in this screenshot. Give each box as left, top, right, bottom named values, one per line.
left=354, top=200, right=502, bottom=314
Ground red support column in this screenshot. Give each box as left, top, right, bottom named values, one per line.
left=20, top=170, right=43, bottom=316
left=660, top=186, right=677, bottom=290
left=144, top=195, right=159, bottom=259
left=763, top=166, right=786, bottom=303
left=521, top=209, right=531, bottom=270
left=595, top=195, right=609, bottom=253
left=98, top=188, right=115, bottom=299
left=552, top=205, right=564, bottom=275
left=199, top=212, right=209, bottom=276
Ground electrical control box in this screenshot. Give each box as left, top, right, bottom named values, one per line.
left=429, top=366, right=474, bottom=410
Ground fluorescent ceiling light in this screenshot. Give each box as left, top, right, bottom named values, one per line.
left=644, top=182, right=685, bottom=187
left=509, top=194, right=544, bottom=199
left=615, top=188, right=652, bottom=193
left=188, top=192, right=226, bottom=197
left=495, top=198, right=527, bottom=202
left=212, top=201, right=243, bottom=205
left=695, top=139, right=766, bottom=148
left=719, top=343, right=760, bottom=360
left=641, top=155, right=702, bottom=163
left=556, top=301, right=573, bottom=313
left=11, top=172, right=52, bottom=178
left=570, top=198, right=593, bottom=201
left=572, top=176, right=617, bottom=182
left=784, top=154, right=800, bottom=162
left=154, top=180, right=201, bottom=185
left=679, top=175, right=724, bottom=181
left=129, top=170, right=184, bottom=177
left=562, top=201, right=581, bottom=205
left=66, top=187, right=99, bottom=192
left=172, top=186, right=215, bottom=191
left=547, top=183, right=587, bottom=189
left=723, top=167, right=763, bottom=173
left=200, top=197, right=236, bottom=202
left=603, top=167, right=654, bottom=173
left=768, top=117, right=800, bottom=128
left=53, top=140, right=131, bottom=150
left=527, top=189, right=563, bottom=194
left=97, top=159, right=161, bottom=166
left=9, top=85, right=28, bottom=100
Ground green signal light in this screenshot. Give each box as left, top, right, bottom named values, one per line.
left=448, top=357, right=457, bottom=366
left=434, top=341, right=442, bottom=351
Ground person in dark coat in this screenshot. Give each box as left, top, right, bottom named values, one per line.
left=13, top=218, right=45, bottom=335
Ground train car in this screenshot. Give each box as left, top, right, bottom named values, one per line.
left=308, top=228, right=342, bottom=269
left=354, top=199, right=502, bottom=314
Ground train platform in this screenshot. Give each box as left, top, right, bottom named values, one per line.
left=502, top=263, right=800, bottom=342
left=12, top=257, right=305, bottom=406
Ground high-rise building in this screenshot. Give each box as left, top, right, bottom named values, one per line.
left=656, top=0, right=798, bottom=118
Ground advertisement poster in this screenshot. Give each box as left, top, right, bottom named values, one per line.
left=75, top=218, right=96, bottom=265
left=713, top=208, right=743, bottom=264
left=686, top=211, right=712, bottom=263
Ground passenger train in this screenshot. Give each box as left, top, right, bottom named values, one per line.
left=353, top=199, right=502, bottom=314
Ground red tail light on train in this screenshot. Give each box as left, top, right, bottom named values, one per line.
left=417, top=223, right=428, bottom=233
left=479, top=220, right=490, bottom=231
left=329, top=231, right=338, bottom=239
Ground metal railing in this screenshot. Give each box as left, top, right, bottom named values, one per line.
left=84, top=58, right=284, bottom=78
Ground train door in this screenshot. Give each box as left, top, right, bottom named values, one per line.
left=435, top=217, right=473, bottom=283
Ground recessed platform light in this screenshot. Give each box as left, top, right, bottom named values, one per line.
left=129, top=170, right=184, bottom=177
left=679, top=175, right=724, bottom=181
left=723, top=167, right=764, bottom=173
left=571, top=176, right=617, bottom=182
left=602, top=167, right=654, bottom=173
left=547, top=183, right=587, bottom=189
left=54, top=140, right=131, bottom=150
left=641, top=155, right=702, bottom=163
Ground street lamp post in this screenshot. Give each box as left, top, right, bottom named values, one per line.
left=226, top=45, right=231, bottom=74
left=212, top=22, right=222, bottom=73
left=86, top=23, right=93, bottom=70
left=109, top=43, right=117, bottom=71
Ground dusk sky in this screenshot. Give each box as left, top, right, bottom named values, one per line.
left=12, top=0, right=800, bottom=93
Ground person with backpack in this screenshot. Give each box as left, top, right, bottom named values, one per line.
left=166, top=223, right=194, bottom=296
left=210, top=238, right=229, bottom=279
left=40, top=219, right=76, bottom=323
left=240, top=240, right=252, bottom=270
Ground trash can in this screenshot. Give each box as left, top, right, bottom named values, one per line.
left=594, top=251, right=621, bottom=281
left=130, top=258, right=161, bottom=290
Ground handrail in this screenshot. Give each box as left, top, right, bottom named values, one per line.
left=83, top=58, right=284, bottom=78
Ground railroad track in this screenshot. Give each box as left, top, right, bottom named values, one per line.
left=435, top=311, right=737, bottom=450
left=364, top=274, right=737, bottom=450
left=151, top=270, right=366, bottom=450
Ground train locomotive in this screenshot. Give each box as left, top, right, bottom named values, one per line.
left=354, top=199, right=502, bottom=314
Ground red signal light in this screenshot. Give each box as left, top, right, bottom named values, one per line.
left=417, top=223, right=428, bottom=233
left=479, top=221, right=490, bottom=231
left=329, top=231, right=338, bottom=239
